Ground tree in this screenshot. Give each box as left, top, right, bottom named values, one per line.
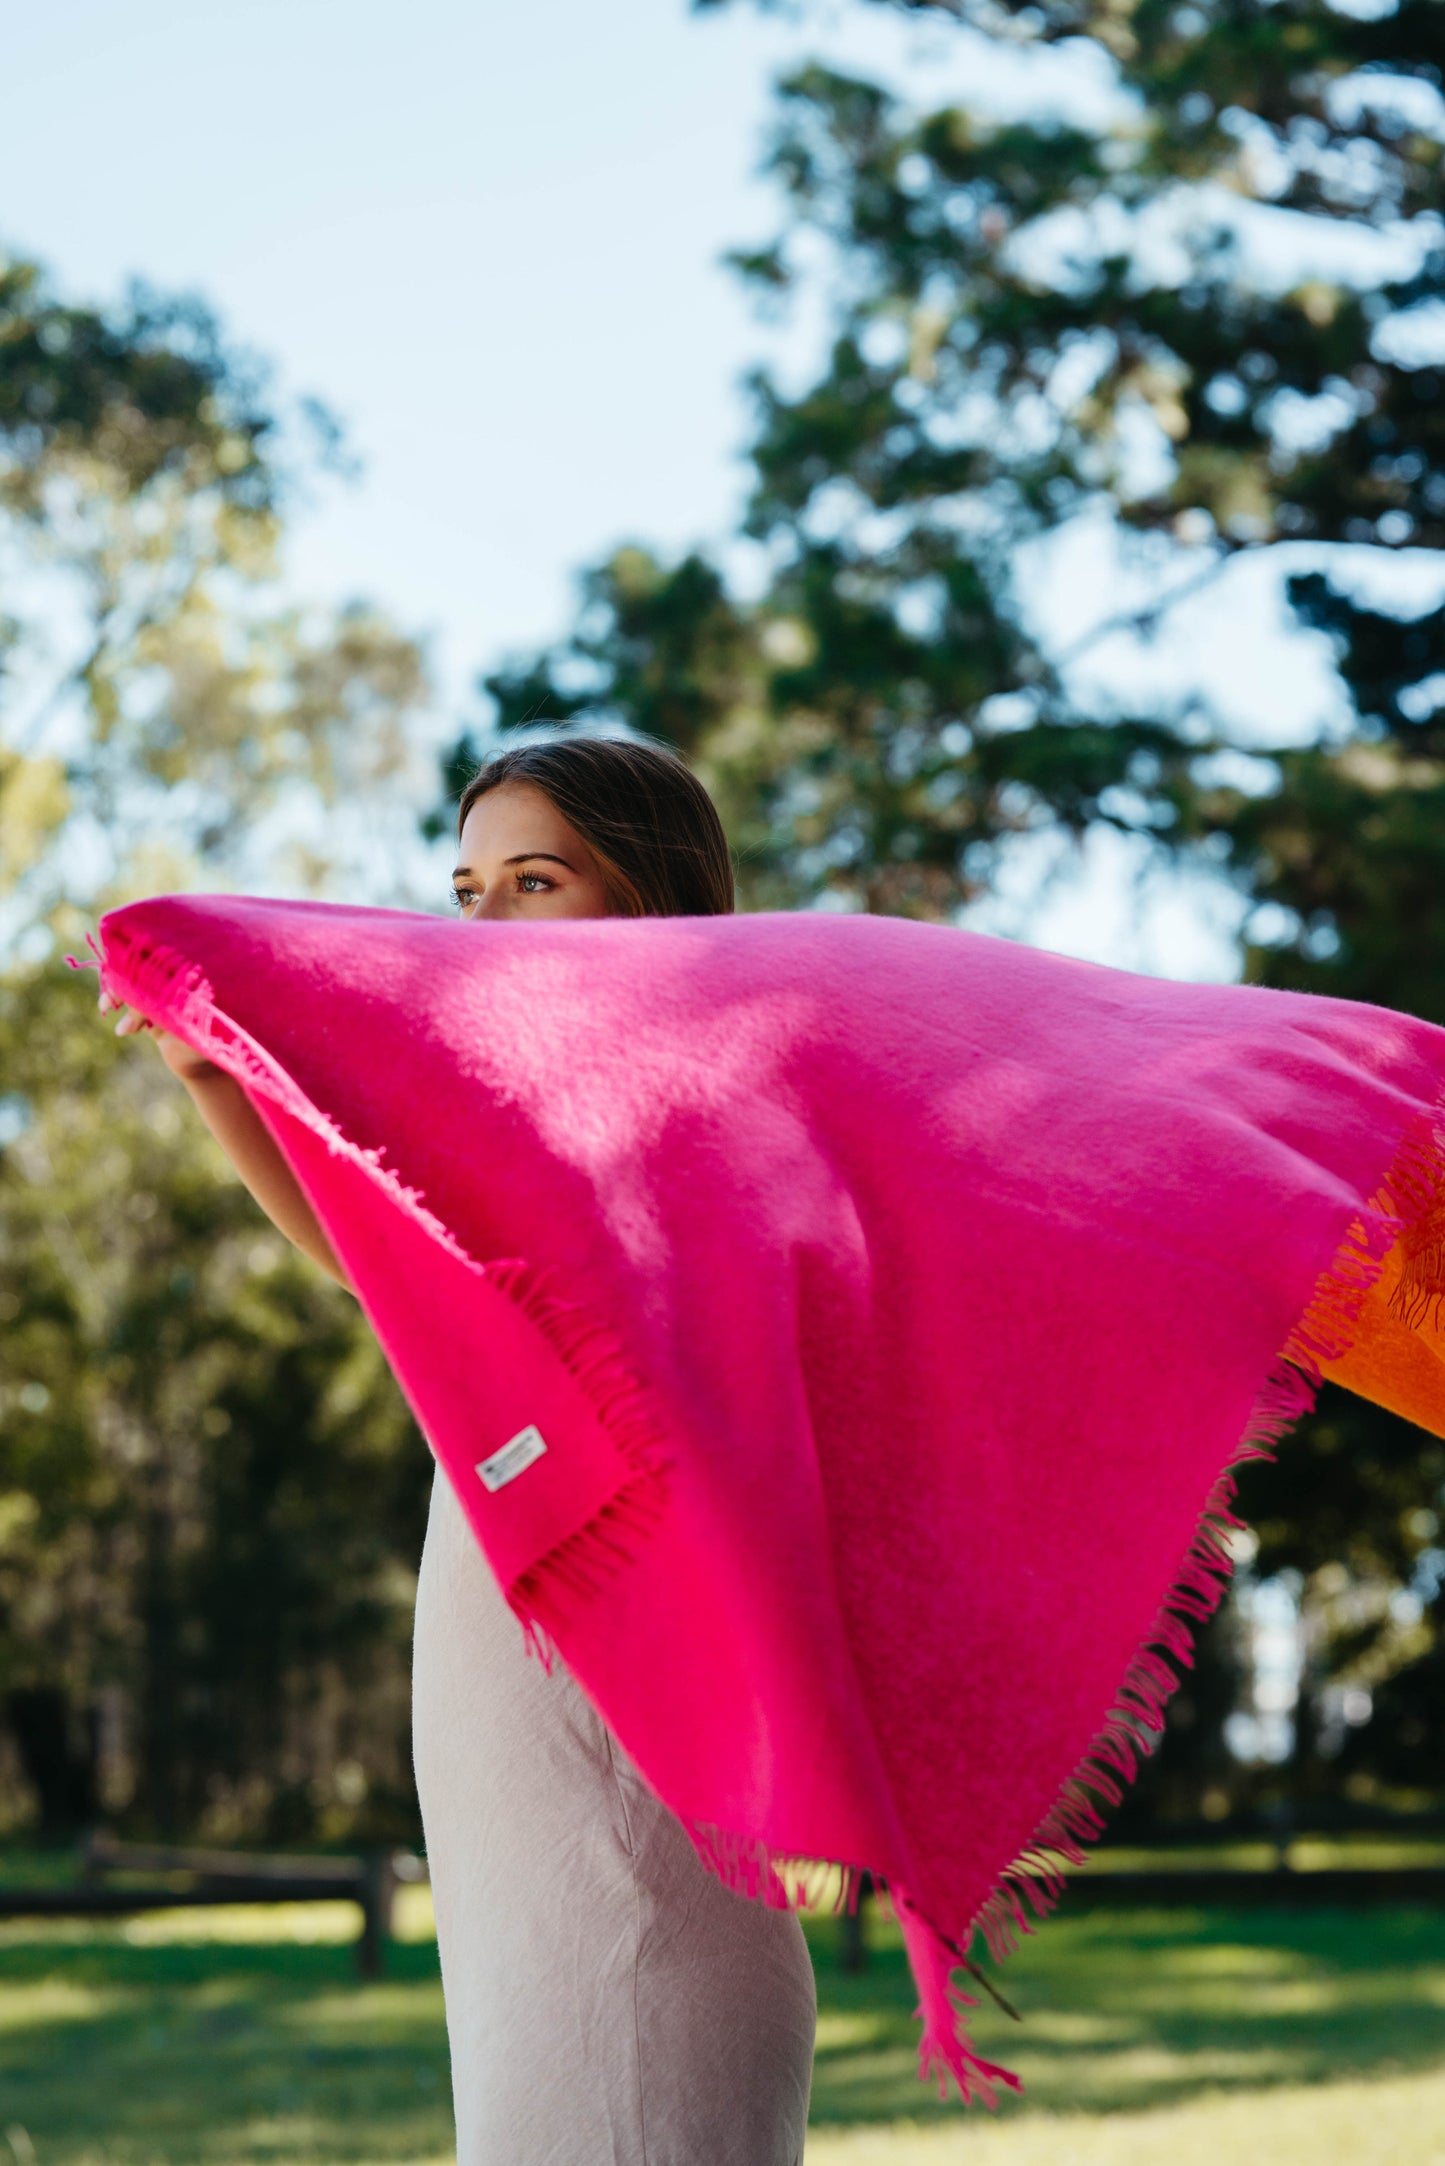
left=0, top=250, right=430, bottom=941
left=0, top=963, right=427, bottom=1839
left=451, top=0, right=1445, bottom=1806
left=0, top=251, right=435, bottom=1839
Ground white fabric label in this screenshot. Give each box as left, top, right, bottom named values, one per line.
left=476, top=1424, right=548, bottom=1493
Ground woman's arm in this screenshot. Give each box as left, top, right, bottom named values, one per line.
left=105, top=996, right=353, bottom=1291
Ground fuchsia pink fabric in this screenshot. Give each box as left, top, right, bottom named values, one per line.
left=90, top=895, right=1445, bottom=2102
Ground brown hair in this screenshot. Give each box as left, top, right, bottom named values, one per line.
left=456, top=735, right=735, bottom=918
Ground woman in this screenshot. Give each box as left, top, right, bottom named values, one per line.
left=106, top=735, right=819, bottom=2166
left=99, top=733, right=1445, bottom=2115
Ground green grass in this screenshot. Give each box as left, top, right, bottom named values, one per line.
left=0, top=1881, right=1441, bottom=2163
left=0, top=1899, right=450, bottom=2166
left=806, top=1900, right=1445, bottom=2127
left=804, top=2071, right=1445, bottom=2165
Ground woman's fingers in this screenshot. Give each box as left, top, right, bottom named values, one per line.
left=98, top=987, right=138, bottom=1028
left=100, top=994, right=214, bottom=1078
left=102, top=994, right=153, bottom=1037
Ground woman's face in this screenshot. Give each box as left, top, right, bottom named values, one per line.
left=452, top=782, right=612, bottom=922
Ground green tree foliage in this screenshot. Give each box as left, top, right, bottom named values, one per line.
left=0, top=252, right=434, bottom=1838
left=460, top=0, right=1445, bottom=1807
left=0, top=252, right=427, bottom=936
left=0, top=966, right=425, bottom=1839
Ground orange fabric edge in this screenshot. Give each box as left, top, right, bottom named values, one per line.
left=1319, top=1235, right=1445, bottom=1437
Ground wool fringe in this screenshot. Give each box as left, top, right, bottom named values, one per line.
left=85, top=926, right=674, bottom=1638
left=680, top=1821, right=1024, bottom=2109
left=481, top=1257, right=674, bottom=1635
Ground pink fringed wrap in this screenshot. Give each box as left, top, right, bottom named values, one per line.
left=86, top=895, right=1445, bottom=2103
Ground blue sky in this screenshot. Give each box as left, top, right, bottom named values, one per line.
left=3, top=0, right=930, bottom=704
left=0, top=0, right=1161, bottom=712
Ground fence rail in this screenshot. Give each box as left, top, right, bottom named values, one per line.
left=0, top=1834, right=430, bottom=1976
left=1059, top=1862, right=1445, bottom=1909
left=2, top=1829, right=1442, bottom=1976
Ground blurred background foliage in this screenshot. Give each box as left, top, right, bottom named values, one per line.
left=3, top=0, right=1444, bottom=1843
left=0, top=259, right=433, bottom=1839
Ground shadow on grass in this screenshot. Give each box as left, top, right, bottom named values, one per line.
left=0, top=1930, right=453, bottom=2165
left=2, top=1902, right=1442, bottom=2158
left=803, top=1903, right=1445, bottom=2129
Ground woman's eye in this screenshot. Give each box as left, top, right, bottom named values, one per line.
left=451, top=876, right=552, bottom=908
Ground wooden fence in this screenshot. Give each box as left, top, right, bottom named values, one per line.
left=2, top=1818, right=1442, bottom=1979
left=0, top=1832, right=430, bottom=1976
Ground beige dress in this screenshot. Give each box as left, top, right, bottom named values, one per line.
left=412, top=1468, right=817, bottom=2166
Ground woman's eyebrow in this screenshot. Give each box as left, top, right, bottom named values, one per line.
left=451, top=851, right=580, bottom=879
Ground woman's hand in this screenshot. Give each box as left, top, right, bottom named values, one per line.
left=98, top=989, right=218, bottom=1082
